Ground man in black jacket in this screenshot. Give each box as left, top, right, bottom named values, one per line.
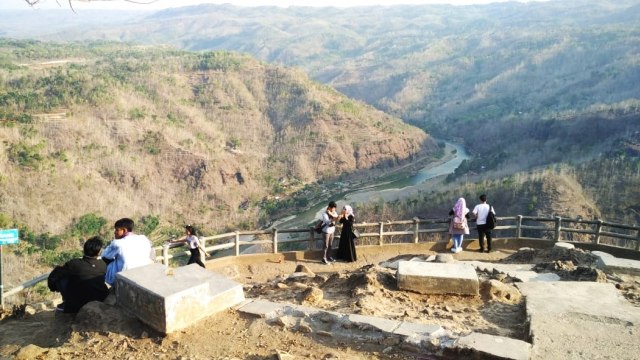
left=48, top=236, right=109, bottom=313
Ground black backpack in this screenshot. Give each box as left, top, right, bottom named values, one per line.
left=486, top=205, right=497, bottom=229
left=314, top=220, right=324, bottom=234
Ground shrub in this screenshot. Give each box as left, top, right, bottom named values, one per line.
left=71, top=213, right=108, bottom=237
left=7, top=142, right=44, bottom=169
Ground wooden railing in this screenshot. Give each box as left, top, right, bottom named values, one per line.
left=3, top=215, right=640, bottom=306
left=155, top=215, right=640, bottom=265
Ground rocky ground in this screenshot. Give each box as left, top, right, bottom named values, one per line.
left=1, top=246, right=639, bottom=360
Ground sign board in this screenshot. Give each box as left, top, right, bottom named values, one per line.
left=0, top=229, right=19, bottom=245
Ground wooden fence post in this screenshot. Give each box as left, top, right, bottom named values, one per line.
left=162, top=244, right=169, bottom=266
left=272, top=228, right=278, bottom=254
left=413, top=218, right=419, bottom=244
left=594, top=219, right=603, bottom=245
left=554, top=216, right=562, bottom=242
left=516, top=215, right=523, bottom=240
left=235, top=231, right=240, bottom=256
left=379, top=222, right=384, bottom=246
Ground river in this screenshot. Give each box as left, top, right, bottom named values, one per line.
left=270, top=141, right=470, bottom=230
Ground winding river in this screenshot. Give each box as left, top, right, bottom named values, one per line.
left=271, top=142, right=470, bottom=230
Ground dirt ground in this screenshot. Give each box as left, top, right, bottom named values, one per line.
left=1, top=246, right=639, bottom=360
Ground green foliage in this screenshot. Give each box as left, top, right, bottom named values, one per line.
left=129, top=107, right=146, bottom=120
left=72, top=213, right=108, bottom=238
left=138, top=215, right=160, bottom=236
left=34, top=233, right=62, bottom=250
left=228, top=136, right=241, bottom=149
left=0, top=212, right=11, bottom=228
left=7, top=142, right=44, bottom=169
left=166, top=112, right=184, bottom=126
left=332, top=99, right=362, bottom=116
left=41, top=249, right=82, bottom=267
left=194, top=51, right=242, bottom=71
left=142, top=131, right=162, bottom=155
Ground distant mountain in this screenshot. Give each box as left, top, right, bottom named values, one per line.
left=0, top=41, right=434, bottom=235
left=4, top=0, right=638, bottom=164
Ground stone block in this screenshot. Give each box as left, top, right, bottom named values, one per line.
left=593, top=251, right=640, bottom=276
left=456, top=332, right=531, bottom=360
left=115, top=263, right=245, bottom=334
left=397, top=261, right=479, bottom=295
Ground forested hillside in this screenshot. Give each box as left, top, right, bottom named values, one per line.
left=1, top=0, right=640, bottom=241
left=0, top=40, right=435, bottom=254
left=8, top=0, right=637, bottom=177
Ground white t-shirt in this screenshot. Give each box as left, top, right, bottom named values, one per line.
left=321, top=211, right=337, bottom=234
left=102, top=233, right=154, bottom=285
left=186, top=235, right=200, bottom=249
left=473, top=203, right=495, bottom=225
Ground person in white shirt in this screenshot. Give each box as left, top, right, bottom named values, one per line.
left=102, top=218, right=155, bottom=286
left=170, top=225, right=205, bottom=268
left=472, top=194, right=496, bottom=253
left=321, top=201, right=340, bottom=264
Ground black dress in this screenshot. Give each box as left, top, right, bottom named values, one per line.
left=336, top=215, right=357, bottom=262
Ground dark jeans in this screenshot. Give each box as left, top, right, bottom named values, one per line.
left=477, top=224, right=493, bottom=251
left=188, top=248, right=205, bottom=268
left=56, top=277, right=70, bottom=301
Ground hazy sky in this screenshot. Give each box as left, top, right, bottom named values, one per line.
left=2, top=0, right=548, bottom=10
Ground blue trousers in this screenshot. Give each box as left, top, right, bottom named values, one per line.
left=453, top=234, right=463, bottom=249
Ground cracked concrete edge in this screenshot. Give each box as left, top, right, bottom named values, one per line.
left=236, top=299, right=531, bottom=358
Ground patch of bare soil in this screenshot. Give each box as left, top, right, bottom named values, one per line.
left=245, top=262, right=527, bottom=340
left=1, top=247, right=639, bottom=359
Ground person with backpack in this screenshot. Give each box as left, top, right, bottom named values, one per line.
left=448, top=197, right=470, bottom=253
left=473, top=194, right=496, bottom=253
left=320, top=201, right=340, bottom=264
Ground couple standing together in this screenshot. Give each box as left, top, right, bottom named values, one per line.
left=320, top=201, right=357, bottom=264
left=448, top=194, right=496, bottom=253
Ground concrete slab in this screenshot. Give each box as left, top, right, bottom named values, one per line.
left=236, top=299, right=286, bottom=319
left=394, top=321, right=445, bottom=338
left=464, top=261, right=560, bottom=282
left=115, top=263, right=245, bottom=334
left=346, top=313, right=400, bottom=333
left=397, top=261, right=479, bottom=295
left=456, top=332, right=531, bottom=360
left=554, top=242, right=575, bottom=250
left=593, top=251, right=640, bottom=276
left=517, top=281, right=640, bottom=360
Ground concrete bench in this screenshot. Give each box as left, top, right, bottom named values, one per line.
left=397, top=261, right=479, bottom=295
left=115, top=263, right=245, bottom=333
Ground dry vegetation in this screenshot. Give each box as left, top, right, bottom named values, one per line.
left=0, top=42, right=436, bottom=237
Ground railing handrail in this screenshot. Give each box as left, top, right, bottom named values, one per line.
left=4, top=214, right=640, bottom=305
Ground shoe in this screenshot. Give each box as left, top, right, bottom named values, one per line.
left=322, top=258, right=329, bottom=265
left=328, top=257, right=336, bottom=262
left=55, top=303, right=65, bottom=312
left=455, top=247, right=462, bottom=253
left=450, top=248, right=457, bottom=253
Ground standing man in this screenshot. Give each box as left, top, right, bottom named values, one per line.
left=472, top=194, right=496, bottom=253
left=102, top=218, right=155, bottom=286
left=321, top=201, right=340, bottom=264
